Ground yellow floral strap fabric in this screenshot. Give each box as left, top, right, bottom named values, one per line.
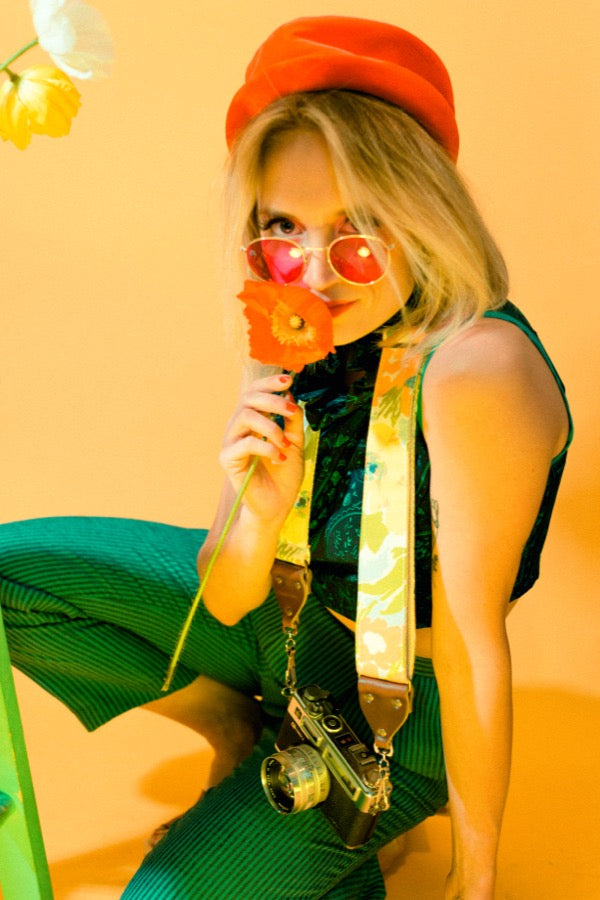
left=356, top=349, right=422, bottom=687
left=356, top=347, right=423, bottom=753
left=271, top=404, right=320, bottom=635
left=275, top=402, right=320, bottom=568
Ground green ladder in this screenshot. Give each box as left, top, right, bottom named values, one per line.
left=0, top=608, right=53, bottom=899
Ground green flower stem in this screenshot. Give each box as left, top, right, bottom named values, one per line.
left=161, top=456, right=259, bottom=692
left=0, top=38, right=39, bottom=74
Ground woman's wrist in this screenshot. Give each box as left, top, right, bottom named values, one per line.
left=236, top=500, right=290, bottom=533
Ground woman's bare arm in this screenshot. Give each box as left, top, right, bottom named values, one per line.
left=423, top=318, right=568, bottom=898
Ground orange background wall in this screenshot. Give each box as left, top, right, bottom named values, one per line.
left=2, top=1, right=599, bottom=897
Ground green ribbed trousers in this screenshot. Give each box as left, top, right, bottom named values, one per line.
left=0, top=516, right=447, bottom=898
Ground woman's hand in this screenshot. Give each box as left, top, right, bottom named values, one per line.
left=219, top=372, right=304, bottom=525
left=199, top=372, right=305, bottom=625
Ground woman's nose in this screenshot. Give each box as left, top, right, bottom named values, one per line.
left=300, top=247, right=339, bottom=291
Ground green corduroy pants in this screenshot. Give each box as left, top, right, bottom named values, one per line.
left=0, top=516, right=447, bottom=898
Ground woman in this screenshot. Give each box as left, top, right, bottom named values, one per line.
left=1, top=16, right=571, bottom=899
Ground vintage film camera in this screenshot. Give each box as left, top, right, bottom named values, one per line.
left=260, top=684, right=383, bottom=848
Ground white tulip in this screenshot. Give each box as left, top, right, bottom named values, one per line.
left=30, top=0, right=114, bottom=80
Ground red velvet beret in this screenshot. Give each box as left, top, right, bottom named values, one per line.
left=226, top=16, right=459, bottom=161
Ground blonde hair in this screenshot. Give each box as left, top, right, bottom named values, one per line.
left=223, top=90, right=508, bottom=354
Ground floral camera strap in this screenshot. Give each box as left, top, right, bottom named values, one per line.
left=272, top=347, right=424, bottom=763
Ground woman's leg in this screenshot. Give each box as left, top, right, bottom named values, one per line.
left=123, top=715, right=446, bottom=899
left=143, top=675, right=263, bottom=786
left=0, top=516, right=262, bottom=730
left=1, top=516, right=447, bottom=896
left=123, top=597, right=447, bottom=898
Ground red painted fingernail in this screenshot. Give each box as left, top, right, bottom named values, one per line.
left=285, top=401, right=298, bottom=413
left=279, top=375, right=291, bottom=384
left=282, top=436, right=291, bottom=447
left=279, top=452, right=287, bottom=461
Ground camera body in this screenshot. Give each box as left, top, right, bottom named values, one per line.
left=261, top=684, right=382, bottom=848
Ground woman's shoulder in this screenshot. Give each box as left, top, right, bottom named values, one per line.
left=421, top=311, right=570, bottom=460
left=427, top=312, right=540, bottom=381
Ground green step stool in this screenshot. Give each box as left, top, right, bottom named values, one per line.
left=0, top=607, right=53, bottom=899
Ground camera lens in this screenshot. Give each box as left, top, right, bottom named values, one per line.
left=261, top=745, right=330, bottom=814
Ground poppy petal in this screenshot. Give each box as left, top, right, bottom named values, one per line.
left=238, top=281, right=335, bottom=372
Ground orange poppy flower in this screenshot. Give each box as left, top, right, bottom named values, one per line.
left=238, top=280, right=335, bottom=372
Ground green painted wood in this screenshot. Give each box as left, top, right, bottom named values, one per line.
left=0, top=609, right=53, bottom=899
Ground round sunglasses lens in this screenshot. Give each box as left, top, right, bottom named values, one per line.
left=247, top=240, right=304, bottom=284
left=329, top=237, right=386, bottom=284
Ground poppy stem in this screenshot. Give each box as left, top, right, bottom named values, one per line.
left=0, top=39, right=39, bottom=74
left=161, top=456, right=259, bottom=692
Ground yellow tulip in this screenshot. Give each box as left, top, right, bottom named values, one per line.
left=0, top=65, right=81, bottom=150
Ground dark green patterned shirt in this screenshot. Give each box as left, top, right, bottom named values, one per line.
left=294, top=302, right=572, bottom=628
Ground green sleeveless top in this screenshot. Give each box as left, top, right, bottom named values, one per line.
left=293, top=301, right=573, bottom=629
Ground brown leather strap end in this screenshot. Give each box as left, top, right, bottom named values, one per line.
left=358, top=675, right=413, bottom=751
left=271, top=560, right=312, bottom=632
